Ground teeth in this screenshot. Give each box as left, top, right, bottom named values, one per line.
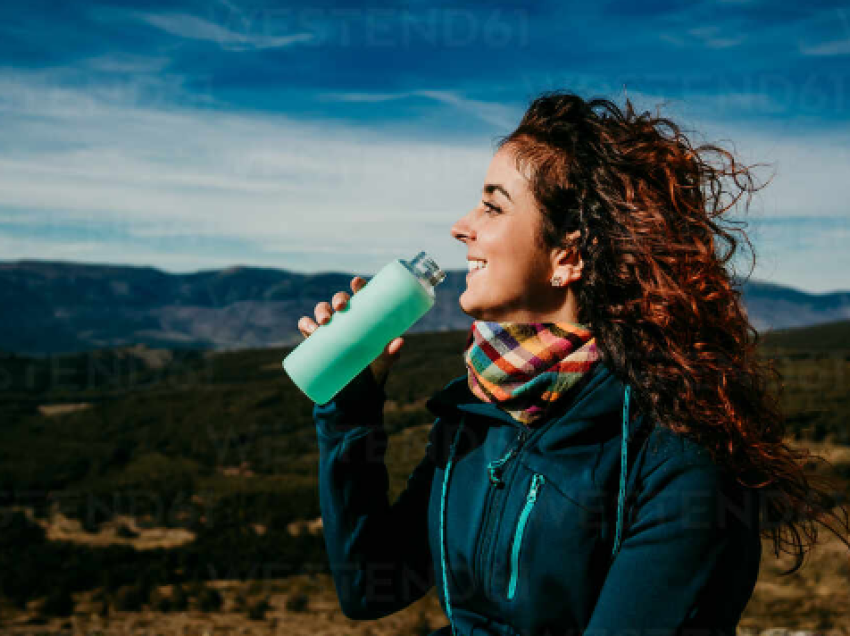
left=468, top=260, right=487, bottom=271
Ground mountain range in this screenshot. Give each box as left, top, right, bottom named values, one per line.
left=1, top=260, right=848, bottom=355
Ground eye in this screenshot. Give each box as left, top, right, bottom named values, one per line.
left=482, top=201, right=502, bottom=215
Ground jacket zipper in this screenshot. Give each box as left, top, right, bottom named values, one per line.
left=487, top=428, right=529, bottom=488
left=507, top=473, right=545, bottom=600
left=475, top=427, right=530, bottom=597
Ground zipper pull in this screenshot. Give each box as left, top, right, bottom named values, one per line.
left=488, top=453, right=513, bottom=487
left=527, top=474, right=545, bottom=502
left=487, top=428, right=530, bottom=488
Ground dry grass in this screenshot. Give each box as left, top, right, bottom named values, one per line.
left=790, top=439, right=850, bottom=467
left=739, top=530, right=850, bottom=636
left=2, top=542, right=848, bottom=635
left=32, top=511, right=196, bottom=550
left=3, top=441, right=848, bottom=635
left=0, top=575, right=445, bottom=636
left=4, top=557, right=848, bottom=636
left=37, top=403, right=92, bottom=417
left=739, top=437, right=850, bottom=636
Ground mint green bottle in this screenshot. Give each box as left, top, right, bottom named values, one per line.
left=282, top=251, right=445, bottom=405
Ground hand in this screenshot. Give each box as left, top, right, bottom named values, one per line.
left=297, top=276, right=404, bottom=388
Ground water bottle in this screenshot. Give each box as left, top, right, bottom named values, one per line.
left=282, top=251, right=446, bottom=405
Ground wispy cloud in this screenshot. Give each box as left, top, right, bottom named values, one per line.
left=1, top=67, right=848, bottom=291
left=416, top=90, right=522, bottom=129
left=136, top=12, right=313, bottom=51
left=84, top=53, right=171, bottom=74
left=1, top=0, right=848, bottom=292
left=321, top=89, right=522, bottom=129
left=799, top=38, right=850, bottom=56
left=321, top=92, right=412, bottom=104
left=798, top=6, right=850, bottom=56
left=0, top=69, right=489, bottom=275
left=686, top=25, right=746, bottom=49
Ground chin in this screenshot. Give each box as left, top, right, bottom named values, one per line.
left=458, top=293, right=484, bottom=321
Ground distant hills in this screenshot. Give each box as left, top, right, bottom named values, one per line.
left=1, top=259, right=848, bottom=355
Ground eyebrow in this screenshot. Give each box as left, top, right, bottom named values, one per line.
left=483, top=183, right=512, bottom=202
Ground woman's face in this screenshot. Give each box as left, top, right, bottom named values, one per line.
left=450, top=146, right=580, bottom=322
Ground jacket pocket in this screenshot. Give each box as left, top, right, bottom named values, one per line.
left=507, top=472, right=545, bottom=600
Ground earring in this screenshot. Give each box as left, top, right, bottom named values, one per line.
left=550, top=275, right=563, bottom=287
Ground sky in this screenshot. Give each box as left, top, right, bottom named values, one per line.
left=1, top=0, right=849, bottom=293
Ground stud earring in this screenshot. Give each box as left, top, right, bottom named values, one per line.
left=550, top=275, right=563, bottom=287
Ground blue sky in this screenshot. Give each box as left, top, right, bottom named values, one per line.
left=1, top=0, right=849, bottom=293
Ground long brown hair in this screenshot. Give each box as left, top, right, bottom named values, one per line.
left=499, top=90, right=849, bottom=574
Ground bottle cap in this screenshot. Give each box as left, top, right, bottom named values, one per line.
left=408, top=251, right=446, bottom=288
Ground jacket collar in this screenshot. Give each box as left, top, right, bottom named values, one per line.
left=425, top=362, right=647, bottom=440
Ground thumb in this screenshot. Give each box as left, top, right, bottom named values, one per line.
left=386, top=336, right=404, bottom=358
left=370, top=338, right=403, bottom=388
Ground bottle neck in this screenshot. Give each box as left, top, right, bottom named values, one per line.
left=406, top=252, right=446, bottom=290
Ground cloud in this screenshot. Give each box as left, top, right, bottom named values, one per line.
left=0, top=69, right=489, bottom=276
left=799, top=38, right=850, bottom=56
left=0, top=233, right=244, bottom=272
left=686, top=25, right=746, bottom=49
left=321, top=89, right=523, bottom=129
left=1, top=68, right=848, bottom=291
left=797, top=6, right=850, bottom=56
left=136, top=12, right=314, bottom=51
left=320, top=92, right=413, bottom=104
left=415, top=90, right=522, bottom=129
left=84, top=53, right=172, bottom=74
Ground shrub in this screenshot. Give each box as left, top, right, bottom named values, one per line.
left=247, top=597, right=270, bottom=621
left=91, top=588, right=109, bottom=617
left=410, top=611, right=431, bottom=636
left=170, top=584, right=188, bottom=611
left=149, top=588, right=172, bottom=613
left=115, top=523, right=139, bottom=539
left=232, top=590, right=247, bottom=612
left=156, top=596, right=173, bottom=613
left=246, top=579, right=267, bottom=596
left=196, top=585, right=223, bottom=612
left=284, top=590, right=309, bottom=613
left=0, top=511, right=46, bottom=549
left=81, top=516, right=100, bottom=534
left=113, top=585, right=143, bottom=612
left=41, top=588, right=74, bottom=618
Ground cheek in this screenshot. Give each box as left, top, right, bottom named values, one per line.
left=502, top=244, right=541, bottom=277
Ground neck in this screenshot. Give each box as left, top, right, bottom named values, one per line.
left=475, top=287, right=582, bottom=323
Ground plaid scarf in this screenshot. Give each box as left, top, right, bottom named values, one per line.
left=463, top=321, right=601, bottom=426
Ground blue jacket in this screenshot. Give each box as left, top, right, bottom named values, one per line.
left=314, top=361, right=762, bottom=635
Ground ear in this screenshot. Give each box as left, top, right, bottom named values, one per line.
left=550, top=230, right=583, bottom=284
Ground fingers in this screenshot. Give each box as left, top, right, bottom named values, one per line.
left=297, top=281, right=361, bottom=338
left=297, top=315, right=318, bottom=338
left=352, top=276, right=367, bottom=294
left=331, top=291, right=350, bottom=312
left=297, top=301, right=330, bottom=338
left=386, top=337, right=404, bottom=357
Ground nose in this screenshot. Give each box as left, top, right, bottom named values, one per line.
left=450, top=209, right=476, bottom=244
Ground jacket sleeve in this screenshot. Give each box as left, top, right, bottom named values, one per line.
left=313, top=367, right=437, bottom=620
left=584, top=447, right=762, bottom=635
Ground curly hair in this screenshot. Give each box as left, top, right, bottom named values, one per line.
left=498, top=90, right=849, bottom=575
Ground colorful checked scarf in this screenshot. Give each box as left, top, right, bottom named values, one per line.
left=463, top=321, right=601, bottom=426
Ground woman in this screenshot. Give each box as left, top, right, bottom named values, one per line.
left=297, top=91, right=850, bottom=635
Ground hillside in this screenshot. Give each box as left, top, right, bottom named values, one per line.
left=1, top=259, right=848, bottom=355
left=0, top=322, right=848, bottom=633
